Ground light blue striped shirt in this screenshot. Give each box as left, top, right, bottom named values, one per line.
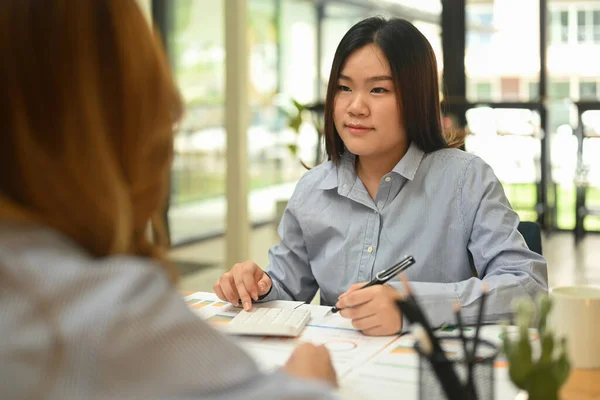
left=0, top=224, right=338, bottom=400
left=262, top=142, right=548, bottom=328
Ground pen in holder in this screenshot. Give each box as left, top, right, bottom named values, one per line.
left=414, top=336, right=499, bottom=400
left=396, top=276, right=493, bottom=400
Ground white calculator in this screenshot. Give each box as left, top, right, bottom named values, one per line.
left=220, top=307, right=311, bottom=337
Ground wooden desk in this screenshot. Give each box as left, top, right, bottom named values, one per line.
left=562, top=369, right=600, bottom=400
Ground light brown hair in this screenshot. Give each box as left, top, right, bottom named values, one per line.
left=0, top=0, right=182, bottom=282
left=444, top=126, right=468, bottom=149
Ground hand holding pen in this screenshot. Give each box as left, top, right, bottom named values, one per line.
left=332, top=255, right=415, bottom=313
left=332, top=255, right=415, bottom=336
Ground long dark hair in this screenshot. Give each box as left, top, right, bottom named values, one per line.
left=324, top=17, right=447, bottom=163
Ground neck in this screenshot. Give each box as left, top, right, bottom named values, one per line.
left=356, top=142, right=410, bottom=183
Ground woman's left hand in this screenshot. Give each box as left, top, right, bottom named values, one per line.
left=335, top=283, right=403, bottom=336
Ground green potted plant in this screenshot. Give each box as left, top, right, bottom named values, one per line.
left=503, top=295, right=571, bottom=400
left=273, top=99, right=325, bottom=230
left=280, top=98, right=325, bottom=169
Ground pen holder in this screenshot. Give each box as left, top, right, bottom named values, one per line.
left=415, top=336, right=498, bottom=400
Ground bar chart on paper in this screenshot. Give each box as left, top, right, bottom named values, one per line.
left=184, top=292, right=305, bottom=327
left=183, top=292, right=531, bottom=399
left=183, top=295, right=401, bottom=378
left=239, top=322, right=399, bottom=377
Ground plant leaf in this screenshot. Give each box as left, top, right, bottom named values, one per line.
left=287, top=144, right=298, bottom=156
left=288, top=115, right=302, bottom=133
left=292, top=99, right=306, bottom=113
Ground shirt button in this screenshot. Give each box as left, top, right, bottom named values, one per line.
left=385, top=176, right=391, bottom=182
left=367, top=246, right=373, bottom=253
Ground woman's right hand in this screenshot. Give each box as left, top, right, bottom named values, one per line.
left=282, top=343, right=338, bottom=387
left=213, top=261, right=272, bottom=311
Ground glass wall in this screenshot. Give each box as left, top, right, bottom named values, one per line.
left=464, top=0, right=543, bottom=224
left=166, top=0, right=316, bottom=244
left=463, top=0, right=600, bottom=231
left=246, top=0, right=318, bottom=228
left=167, top=0, right=226, bottom=244
left=465, top=0, right=541, bottom=103
left=548, top=0, right=600, bottom=231
left=165, top=0, right=444, bottom=245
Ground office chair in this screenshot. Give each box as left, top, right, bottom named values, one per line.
left=517, top=221, right=542, bottom=255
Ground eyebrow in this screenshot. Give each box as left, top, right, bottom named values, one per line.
left=338, top=74, right=393, bottom=83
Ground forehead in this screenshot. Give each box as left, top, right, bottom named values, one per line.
left=340, top=44, right=391, bottom=77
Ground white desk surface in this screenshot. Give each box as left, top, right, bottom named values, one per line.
left=185, top=291, right=528, bottom=400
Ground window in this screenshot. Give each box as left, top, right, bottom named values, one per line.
left=500, top=77, right=520, bottom=101
left=549, top=81, right=570, bottom=99
left=467, top=11, right=493, bottom=46
left=578, top=10, right=587, bottom=42
left=528, top=82, right=540, bottom=101
left=594, top=10, right=600, bottom=43
left=548, top=81, right=571, bottom=134
left=166, top=0, right=226, bottom=244
left=550, top=8, right=600, bottom=44
left=580, top=81, right=598, bottom=100
left=165, top=0, right=314, bottom=244
left=474, top=82, right=492, bottom=101
left=574, top=9, right=600, bottom=44
left=550, top=10, right=569, bottom=44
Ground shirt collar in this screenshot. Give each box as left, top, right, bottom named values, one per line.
left=317, top=141, right=425, bottom=190
left=317, top=152, right=354, bottom=191
left=391, top=141, right=425, bottom=181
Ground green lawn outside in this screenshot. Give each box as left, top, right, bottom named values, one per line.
left=171, top=168, right=292, bottom=205
left=502, top=183, right=600, bottom=230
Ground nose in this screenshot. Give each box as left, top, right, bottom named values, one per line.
left=347, top=93, right=368, bottom=117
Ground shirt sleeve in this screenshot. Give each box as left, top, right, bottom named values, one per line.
left=390, top=156, right=548, bottom=330
left=95, top=262, right=337, bottom=400
left=260, top=184, right=319, bottom=303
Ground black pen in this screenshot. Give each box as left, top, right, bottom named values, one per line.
left=330, top=255, right=416, bottom=313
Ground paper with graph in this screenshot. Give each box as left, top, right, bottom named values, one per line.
left=184, top=292, right=529, bottom=400
left=239, top=323, right=399, bottom=377
left=185, top=292, right=398, bottom=377
left=184, top=291, right=304, bottom=325
left=341, top=325, right=539, bottom=399
left=300, top=304, right=358, bottom=331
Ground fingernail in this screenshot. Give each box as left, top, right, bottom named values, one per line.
left=244, top=302, right=251, bottom=311
left=339, top=293, right=347, bottom=299
left=258, top=282, right=266, bottom=290
left=252, top=292, right=258, bottom=301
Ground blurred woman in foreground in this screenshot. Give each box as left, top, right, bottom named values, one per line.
left=0, top=1, right=337, bottom=399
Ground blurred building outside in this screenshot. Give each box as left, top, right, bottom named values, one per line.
left=160, top=0, right=600, bottom=246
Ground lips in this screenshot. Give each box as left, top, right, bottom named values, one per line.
left=345, top=123, right=373, bottom=134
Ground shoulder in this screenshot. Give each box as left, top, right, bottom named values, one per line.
left=0, top=225, right=270, bottom=398
left=421, top=148, right=494, bottom=182
left=0, top=222, right=164, bottom=274
left=0, top=223, right=170, bottom=315
left=424, top=148, right=480, bottom=168
left=0, top=223, right=169, bottom=357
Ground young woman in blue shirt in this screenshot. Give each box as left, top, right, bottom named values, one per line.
left=214, top=17, right=547, bottom=336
